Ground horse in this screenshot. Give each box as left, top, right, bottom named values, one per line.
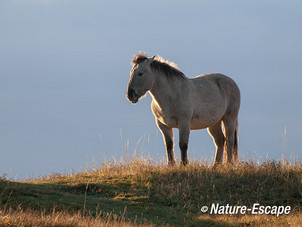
left=126, top=53, right=240, bottom=166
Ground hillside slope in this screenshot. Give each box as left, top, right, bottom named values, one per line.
left=1, top=160, right=301, bottom=226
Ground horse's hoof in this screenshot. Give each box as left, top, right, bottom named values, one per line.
left=213, top=162, right=222, bottom=169
left=181, top=160, right=189, bottom=166
left=168, top=161, right=176, bottom=166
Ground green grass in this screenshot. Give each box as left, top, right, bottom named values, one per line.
left=1, top=159, right=302, bottom=226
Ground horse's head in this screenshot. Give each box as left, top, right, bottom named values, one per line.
left=126, top=54, right=155, bottom=104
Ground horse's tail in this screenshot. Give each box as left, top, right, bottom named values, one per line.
left=233, top=117, right=239, bottom=162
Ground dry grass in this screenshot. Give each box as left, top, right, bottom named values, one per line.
left=198, top=213, right=302, bottom=226
left=1, top=158, right=301, bottom=226
left=0, top=208, right=139, bottom=227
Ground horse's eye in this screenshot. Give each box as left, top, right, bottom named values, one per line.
left=138, top=72, right=143, bottom=77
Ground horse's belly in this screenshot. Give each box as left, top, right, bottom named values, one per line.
left=190, top=122, right=208, bottom=130
left=190, top=119, right=218, bottom=130
left=190, top=109, right=224, bottom=130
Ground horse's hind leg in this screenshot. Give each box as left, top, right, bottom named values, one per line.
left=233, top=117, right=239, bottom=163
left=208, top=121, right=225, bottom=166
left=223, top=117, right=237, bottom=164
left=156, top=120, right=175, bottom=165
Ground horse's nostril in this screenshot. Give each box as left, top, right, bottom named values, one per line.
left=127, top=88, right=139, bottom=103
left=127, top=88, right=137, bottom=101
left=128, top=89, right=136, bottom=97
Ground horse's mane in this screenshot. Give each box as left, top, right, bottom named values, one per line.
left=132, top=52, right=186, bottom=80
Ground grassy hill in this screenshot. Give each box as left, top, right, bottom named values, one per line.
left=0, top=159, right=301, bottom=226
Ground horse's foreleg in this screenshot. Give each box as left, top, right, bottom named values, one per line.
left=156, top=120, right=175, bottom=165
left=178, top=121, right=190, bottom=166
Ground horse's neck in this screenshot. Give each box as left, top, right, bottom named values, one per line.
left=149, top=76, right=180, bottom=107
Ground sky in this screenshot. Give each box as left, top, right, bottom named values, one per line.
left=1, top=0, right=302, bottom=179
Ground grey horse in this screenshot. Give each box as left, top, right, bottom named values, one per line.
left=126, top=53, right=240, bottom=166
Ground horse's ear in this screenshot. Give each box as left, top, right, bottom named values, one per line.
left=146, top=56, right=155, bottom=64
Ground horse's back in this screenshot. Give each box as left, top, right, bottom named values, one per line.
left=193, top=73, right=236, bottom=86
left=191, top=73, right=240, bottom=104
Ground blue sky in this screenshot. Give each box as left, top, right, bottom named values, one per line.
left=1, top=0, right=301, bottom=179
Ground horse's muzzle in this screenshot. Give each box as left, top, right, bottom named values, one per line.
left=127, top=88, right=139, bottom=103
